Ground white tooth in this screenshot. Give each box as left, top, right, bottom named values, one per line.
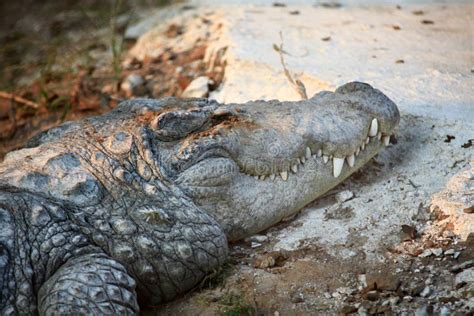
left=368, top=118, right=378, bottom=137
left=355, top=148, right=360, bottom=156
left=270, top=174, right=276, bottom=181
left=382, top=135, right=390, bottom=146
left=365, top=137, right=370, bottom=144
left=323, top=155, right=329, bottom=163
left=347, top=154, right=355, bottom=167
left=361, top=143, right=365, bottom=150
left=317, top=149, right=322, bottom=157
left=305, top=147, right=312, bottom=159
left=259, top=175, right=266, bottom=180
left=280, top=171, right=288, bottom=181
left=296, top=158, right=301, bottom=164
left=333, top=157, right=344, bottom=177
left=254, top=176, right=259, bottom=180
left=377, top=132, right=382, bottom=140
left=301, top=156, right=306, bottom=164
left=291, top=164, right=298, bottom=173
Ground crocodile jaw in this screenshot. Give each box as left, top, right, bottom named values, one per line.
left=175, top=82, right=400, bottom=240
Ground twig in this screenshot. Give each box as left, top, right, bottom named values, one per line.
left=0, top=91, right=38, bottom=109
left=274, top=32, right=308, bottom=100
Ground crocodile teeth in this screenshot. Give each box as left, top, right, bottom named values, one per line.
left=377, top=132, right=382, bottom=140
left=305, top=147, right=312, bottom=159
left=291, top=164, right=298, bottom=173
left=280, top=171, right=288, bottom=181
left=254, top=176, right=259, bottom=180
left=365, top=137, right=370, bottom=144
left=361, top=143, right=365, bottom=150
left=323, top=155, right=329, bottom=164
left=355, top=148, right=360, bottom=156
left=270, top=174, right=276, bottom=181
left=317, top=149, right=323, bottom=157
left=333, top=157, right=344, bottom=177
left=301, top=156, right=306, bottom=164
left=382, top=135, right=390, bottom=146
left=368, top=118, right=378, bottom=137
left=259, top=175, right=266, bottom=180
left=347, top=154, right=355, bottom=167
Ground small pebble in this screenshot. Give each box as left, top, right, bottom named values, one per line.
left=335, top=190, right=354, bottom=203
left=440, top=306, right=450, bottom=316
left=415, top=305, right=429, bottom=316
left=420, top=286, right=431, bottom=297
left=367, top=290, right=379, bottom=301
left=444, top=249, right=455, bottom=256
left=419, top=249, right=432, bottom=257
left=251, top=242, right=262, bottom=248
left=432, top=248, right=443, bottom=257
left=249, top=235, right=268, bottom=243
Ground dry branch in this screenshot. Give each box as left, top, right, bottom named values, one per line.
left=274, top=32, right=308, bottom=100
left=0, top=91, right=38, bottom=109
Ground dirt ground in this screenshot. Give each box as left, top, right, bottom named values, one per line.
left=1, top=1, right=472, bottom=315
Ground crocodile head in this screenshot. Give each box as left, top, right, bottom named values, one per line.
left=154, top=82, right=400, bottom=240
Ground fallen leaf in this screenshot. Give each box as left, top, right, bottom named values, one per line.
left=421, top=20, right=435, bottom=25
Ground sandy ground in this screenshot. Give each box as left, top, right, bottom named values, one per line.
left=123, top=1, right=474, bottom=315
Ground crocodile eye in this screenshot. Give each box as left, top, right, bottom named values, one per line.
left=151, top=109, right=209, bottom=141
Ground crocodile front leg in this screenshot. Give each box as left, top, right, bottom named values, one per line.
left=38, top=253, right=139, bottom=315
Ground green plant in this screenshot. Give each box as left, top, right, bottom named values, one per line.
left=219, top=292, right=256, bottom=316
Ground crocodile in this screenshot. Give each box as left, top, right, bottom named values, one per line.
left=0, top=82, right=399, bottom=315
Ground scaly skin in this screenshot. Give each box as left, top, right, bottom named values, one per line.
left=0, top=82, right=399, bottom=314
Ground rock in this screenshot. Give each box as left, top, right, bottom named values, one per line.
left=337, top=287, right=356, bottom=295
left=181, top=76, right=211, bottom=98
left=451, top=260, right=474, bottom=273
left=253, top=255, right=275, bottom=269
left=249, top=235, right=268, bottom=243
left=420, top=286, right=431, bottom=297
left=121, top=74, right=147, bottom=97
left=357, top=274, right=367, bottom=287
left=335, top=190, right=354, bottom=203
left=340, top=305, right=357, bottom=314
left=410, top=284, right=425, bottom=296
left=366, top=290, right=379, bottom=301
left=455, top=267, right=474, bottom=288
left=432, top=248, right=443, bottom=257
left=444, top=249, right=455, bottom=256
left=388, top=296, right=400, bottom=305
left=357, top=306, right=369, bottom=316
left=419, top=249, right=433, bottom=257
left=251, top=242, right=262, bottom=248
left=439, top=306, right=450, bottom=316
left=454, top=251, right=461, bottom=259
left=415, top=305, right=429, bottom=316
left=290, top=292, right=304, bottom=303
